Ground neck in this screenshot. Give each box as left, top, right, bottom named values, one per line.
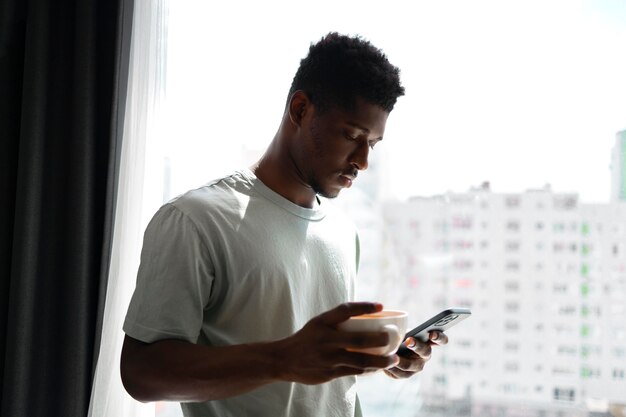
left=252, top=138, right=317, bottom=209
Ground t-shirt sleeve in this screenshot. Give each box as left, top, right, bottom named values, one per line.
left=123, top=203, right=215, bottom=343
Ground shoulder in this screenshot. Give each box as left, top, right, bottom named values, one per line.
left=166, top=171, right=253, bottom=222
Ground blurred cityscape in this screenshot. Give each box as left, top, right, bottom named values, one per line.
left=155, top=130, right=626, bottom=417
left=337, top=130, right=626, bottom=417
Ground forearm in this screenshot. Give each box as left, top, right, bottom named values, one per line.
left=121, top=336, right=281, bottom=402
left=120, top=303, right=401, bottom=403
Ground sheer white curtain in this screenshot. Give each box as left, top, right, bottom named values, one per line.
left=88, top=0, right=169, bottom=416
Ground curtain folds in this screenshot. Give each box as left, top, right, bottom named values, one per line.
left=88, top=0, right=169, bottom=415
left=0, top=0, right=133, bottom=416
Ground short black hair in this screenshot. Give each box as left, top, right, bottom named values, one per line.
left=287, top=32, right=405, bottom=113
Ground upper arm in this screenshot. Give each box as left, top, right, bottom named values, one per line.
left=123, top=204, right=216, bottom=344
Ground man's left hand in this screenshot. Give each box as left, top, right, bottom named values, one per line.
left=384, top=331, right=448, bottom=379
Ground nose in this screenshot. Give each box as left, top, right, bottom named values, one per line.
left=350, top=141, right=369, bottom=171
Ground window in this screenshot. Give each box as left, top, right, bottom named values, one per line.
left=552, top=367, right=575, bottom=377
left=504, top=341, right=519, bottom=352
left=506, top=220, right=520, bottom=231
left=557, top=345, right=576, bottom=356
left=452, top=216, right=473, bottom=230
left=553, top=196, right=577, bottom=210
left=553, top=387, right=576, bottom=402
left=505, top=241, right=520, bottom=252
left=142, top=4, right=626, bottom=417
left=558, top=305, right=576, bottom=316
left=504, top=362, right=519, bottom=372
left=505, top=301, right=520, bottom=312
left=505, top=321, right=520, bottom=331
left=580, top=367, right=601, bottom=379
left=505, top=196, right=520, bottom=208
left=505, top=261, right=520, bottom=271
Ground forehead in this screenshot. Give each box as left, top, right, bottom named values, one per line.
left=319, top=99, right=389, bottom=136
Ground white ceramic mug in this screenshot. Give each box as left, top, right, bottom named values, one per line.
left=338, top=310, right=408, bottom=356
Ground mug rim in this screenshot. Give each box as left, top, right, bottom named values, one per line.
left=350, top=309, right=408, bottom=319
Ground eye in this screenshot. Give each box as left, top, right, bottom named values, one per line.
left=369, top=139, right=381, bottom=150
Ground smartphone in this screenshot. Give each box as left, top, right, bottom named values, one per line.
left=397, top=308, right=471, bottom=353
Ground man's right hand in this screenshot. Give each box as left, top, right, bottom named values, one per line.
left=274, top=302, right=400, bottom=385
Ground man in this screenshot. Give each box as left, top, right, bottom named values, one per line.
left=121, top=32, right=447, bottom=417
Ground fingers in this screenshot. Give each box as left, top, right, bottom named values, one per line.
left=384, top=367, right=416, bottom=379
left=329, top=330, right=389, bottom=350
left=429, top=331, right=448, bottom=345
left=329, top=351, right=399, bottom=371
left=403, top=337, right=432, bottom=359
left=396, top=349, right=427, bottom=373
left=316, top=302, right=383, bottom=326
left=384, top=337, right=432, bottom=378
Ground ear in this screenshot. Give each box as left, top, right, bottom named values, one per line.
left=287, top=90, right=312, bottom=127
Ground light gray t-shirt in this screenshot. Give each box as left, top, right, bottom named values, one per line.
left=123, top=169, right=361, bottom=417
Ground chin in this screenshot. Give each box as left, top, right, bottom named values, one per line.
left=316, top=186, right=342, bottom=199
left=311, top=176, right=343, bottom=199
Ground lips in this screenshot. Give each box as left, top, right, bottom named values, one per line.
left=339, top=173, right=356, bottom=188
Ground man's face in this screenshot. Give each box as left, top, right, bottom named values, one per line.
left=297, top=98, right=389, bottom=199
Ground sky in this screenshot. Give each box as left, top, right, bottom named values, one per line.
left=162, top=0, right=626, bottom=203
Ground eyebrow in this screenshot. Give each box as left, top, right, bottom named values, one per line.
left=346, top=122, right=383, bottom=140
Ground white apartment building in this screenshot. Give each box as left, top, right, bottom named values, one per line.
left=379, top=186, right=626, bottom=414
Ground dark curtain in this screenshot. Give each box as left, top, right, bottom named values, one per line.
left=0, top=0, right=133, bottom=416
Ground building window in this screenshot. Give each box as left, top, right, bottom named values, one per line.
left=504, top=341, right=519, bottom=352
left=613, top=347, right=626, bottom=358
left=580, top=345, right=602, bottom=358
left=553, top=387, right=576, bottom=402
left=452, top=216, right=473, bottom=230
left=558, top=305, right=576, bottom=316
left=505, top=301, right=520, bottom=312
left=552, top=367, right=575, bottom=377
left=580, top=367, right=601, bottom=379
left=505, top=196, right=520, bottom=208
left=581, top=223, right=590, bottom=235
left=505, top=281, right=520, bottom=292
left=557, top=345, right=576, bottom=356
left=505, top=261, right=520, bottom=271
left=505, top=241, right=520, bottom=252
left=453, top=259, right=473, bottom=270
left=505, top=320, right=520, bottom=331
left=553, top=196, right=577, bottom=210
left=504, top=362, right=519, bottom=372
left=506, top=220, right=520, bottom=231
